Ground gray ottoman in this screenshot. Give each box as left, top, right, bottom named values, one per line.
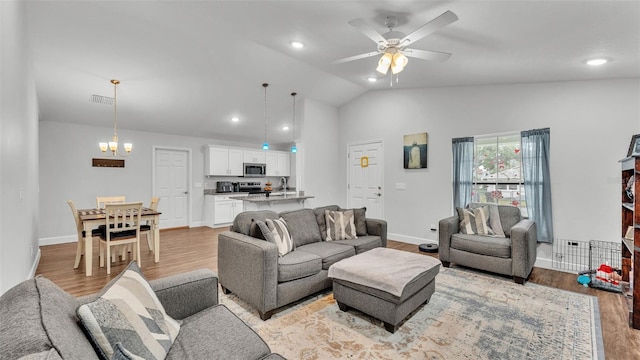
left=328, top=247, right=441, bottom=333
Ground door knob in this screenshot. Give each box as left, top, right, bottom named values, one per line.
left=374, top=193, right=382, bottom=196
left=184, top=191, right=189, bottom=194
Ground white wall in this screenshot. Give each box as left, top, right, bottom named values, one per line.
left=338, top=79, right=640, bottom=266
left=299, top=98, right=344, bottom=208
left=1, top=1, right=40, bottom=294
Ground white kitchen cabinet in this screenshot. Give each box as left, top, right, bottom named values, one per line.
left=204, top=146, right=243, bottom=176
left=265, top=151, right=290, bottom=177
left=243, top=150, right=266, bottom=164
left=207, top=195, right=244, bottom=227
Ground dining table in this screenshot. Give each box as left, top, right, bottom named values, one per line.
left=77, top=207, right=161, bottom=276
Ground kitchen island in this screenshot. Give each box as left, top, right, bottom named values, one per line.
left=229, top=192, right=314, bottom=212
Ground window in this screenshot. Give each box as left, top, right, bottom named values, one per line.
left=471, top=133, right=528, bottom=217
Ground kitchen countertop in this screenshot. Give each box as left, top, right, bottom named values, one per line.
left=229, top=193, right=314, bottom=203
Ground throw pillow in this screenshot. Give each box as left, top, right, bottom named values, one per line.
left=325, top=209, right=357, bottom=241
left=265, top=218, right=294, bottom=256
left=457, top=206, right=492, bottom=235
left=112, top=342, right=145, bottom=360
left=76, top=262, right=181, bottom=360
left=339, top=207, right=367, bottom=236
left=249, top=219, right=274, bottom=242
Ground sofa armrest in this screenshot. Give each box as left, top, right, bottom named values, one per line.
left=218, top=231, right=279, bottom=316
left=366, top=218, right=387, bottom=247
left=438, top=215, right=459, bottom=262
left=149, top=269, right=218, bottom=320
left=510, top=219, right=537, bottom=279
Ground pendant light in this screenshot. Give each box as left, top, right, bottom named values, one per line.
left=99, top=79, right=132, bottom=157
left=290, top=92, right=297, bottom=153
left=262, top=83, right=269, bottom=150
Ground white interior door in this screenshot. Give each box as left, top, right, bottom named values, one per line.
left=154, top=148, right=189, bottom=228
left=348, top=141, right=384, bottom=218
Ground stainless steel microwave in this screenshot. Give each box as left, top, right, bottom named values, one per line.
left=243, top=163, right=266, bottom=177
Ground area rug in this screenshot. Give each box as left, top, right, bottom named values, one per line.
left=220, top=267, right=604, bottom=360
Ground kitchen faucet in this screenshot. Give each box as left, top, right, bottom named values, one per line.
left=280, top=177, right=287, bottom=192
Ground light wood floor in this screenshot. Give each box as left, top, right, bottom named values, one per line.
left=36, top=226, right=640, bottom=359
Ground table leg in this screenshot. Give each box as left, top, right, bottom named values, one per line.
left=83, top=222, right=93, bottom=276
left=154, top=215, right=160, bottom=263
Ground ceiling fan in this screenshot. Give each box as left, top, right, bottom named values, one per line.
left=333, top=10, right=458, bottom=76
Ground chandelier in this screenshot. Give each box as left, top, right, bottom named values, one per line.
left=99, top=79, right=132, bottom=157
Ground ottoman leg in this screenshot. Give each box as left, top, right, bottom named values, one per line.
left=383, top=322, right=398, bottom=334
left=337, top=302, right=349, bottom=312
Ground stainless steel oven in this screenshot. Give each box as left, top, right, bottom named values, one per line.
left=243, top=163, right=266, bottom=177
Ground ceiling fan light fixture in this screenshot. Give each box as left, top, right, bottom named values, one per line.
left=376, top=53, right=393, bottom=74
left=391, top=53, right=408, bottom=74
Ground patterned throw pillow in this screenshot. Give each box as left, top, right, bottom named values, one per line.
left=265, top=218, right=294, bottom=256
left=457, top=206, right=492, bottom=235
left=339, top=207, right=367, bottom=235
left=77, top=262, right=181, bottom=360
left=325, top=210, right=357, bottom=241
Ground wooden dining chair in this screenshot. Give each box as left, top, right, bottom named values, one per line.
left=140, top=196, right=160, bottom=252
left=96, top=195, right=126, bottom=209
left=96, top=195, right=128, bottom=261
left=98, top=202, right=143, bottom=275
left=68, top=200, right=101, bottom=270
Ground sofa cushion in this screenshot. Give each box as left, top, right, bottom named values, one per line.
left=451, top=233, right=512, bottom=258
left=232, top=210, right=279, bottom=236
left=0, top=275, right=99, bottom=360
left=167, top=304, right=271, bottom=360
left=325, top=209, right=357, bottom=241
left=314, top=205, right=340, bottom=240
left=277, top=250, right=323, bottom=282
left=265, top=218, right=294, bottom=257
left=77, top=262, right=181, bottom=360
left=339, top=207, right=367, bottom=236
left=280, top=208, right=322, bottom=247
left=296, top=242, right=356, bottom=270
left=331, top=235, right=382, bottom=254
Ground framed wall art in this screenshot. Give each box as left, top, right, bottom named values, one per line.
left=404, top=132, right=428, bottom=169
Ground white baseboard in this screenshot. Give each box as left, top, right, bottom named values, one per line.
left=388, top=233, right=437, bottom=246
left=190, top=221, right=206, bottom=228
left=29, top=248, right=41, bottom=279
left=40, top=235, right=76, bottom=246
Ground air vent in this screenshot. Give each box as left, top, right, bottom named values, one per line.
left=90, top=94, right=114, bottom=105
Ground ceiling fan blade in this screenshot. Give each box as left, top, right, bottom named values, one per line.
left=348, top=18, right=387, bottom=45
left=332, top=51, right=380, bottom=64
left=403, top=48, right=452, bottom=62
left=400, top=10, right=458, bottom=46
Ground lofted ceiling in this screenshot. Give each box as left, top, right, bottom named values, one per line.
left=24, top=0, right=640, bottom=146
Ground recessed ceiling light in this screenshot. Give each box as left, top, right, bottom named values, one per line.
left=231, top=117, right=240, bottom=122
left=367, top=77, right=378, bottom=83
left=282, top=126, right=289, bottom=131
left=586, top=58, right=608, bottom=66
left=290, top=41, right=304, bottom=49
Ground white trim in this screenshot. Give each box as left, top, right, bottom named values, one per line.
left=152, top=146, right=192, bottom=229
left=388, top=233, right=437, bottom=246
left=29, top=248, right=41, bottom=279
left=39, top=235, right=76, bottom=246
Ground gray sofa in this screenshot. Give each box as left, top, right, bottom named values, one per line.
left=218, top=205, right=387, bottom=320
left=0, top=269, right=285, bottom=360
left=438, top=202, right=537, bottom=284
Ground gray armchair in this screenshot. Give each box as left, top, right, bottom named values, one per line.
left=438, top=203, right=537, bottom=284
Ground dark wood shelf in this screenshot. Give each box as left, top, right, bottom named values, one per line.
left=620, top=156, right=640, bottom=329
